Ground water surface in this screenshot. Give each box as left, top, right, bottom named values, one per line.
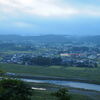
left=22, top=79, right=100, bottom=91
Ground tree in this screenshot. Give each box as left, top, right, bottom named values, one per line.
left=51, top=57, right=62, bottom=65
left=0, top=78, right=32, bottom=100
left=0, top=70, right=5, bottom=76
left=54, top=88, right=70, bottom=100
left=32, top=56, right=52, bottom=66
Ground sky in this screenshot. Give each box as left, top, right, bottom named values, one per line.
left=0, top=0, right=100, bottom=36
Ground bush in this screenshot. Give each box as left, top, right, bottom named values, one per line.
left=0, top=78, right=32, bottom=100
left=53, top=88, right=70, bottom=100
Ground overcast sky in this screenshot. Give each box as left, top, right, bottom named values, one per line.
left=0, top=0, right=100, bottom=36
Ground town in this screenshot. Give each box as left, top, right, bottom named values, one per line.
left=0, top=35, right=99, bottom=68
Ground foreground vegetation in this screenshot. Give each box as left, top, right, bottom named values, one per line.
left=0, top=63, right=100, bottom=84
left=0, top=79, right=32, bottom=100
left=31, top=90, right=93, bottom=100
left=0, top=78, right=94, bottom=100
left=29, top=82, right=100, bottom=100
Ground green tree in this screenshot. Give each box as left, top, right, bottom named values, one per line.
left=0, top=78, right=32, bottom=100
left=0, top=70, right=5, bottom=76
left=54, top=88, right=70, bottom=100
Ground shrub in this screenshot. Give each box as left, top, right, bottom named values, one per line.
left=53, top=88, right=70, bottom=100
left=0, top=78, right=32, bottom=100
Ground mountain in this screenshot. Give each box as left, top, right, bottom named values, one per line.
left=0, top=34, right=100, bottom=44
left=0, top=34, right=73, bottom=43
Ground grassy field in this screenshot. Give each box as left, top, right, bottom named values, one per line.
left=1, top=50, right=33, bottom=54
left=29, top=82, right=100, bottom=100
left=31, top=90, right=93, bottom=100
left=0, top=63, right=100, bottom=100
left=0, top=63, right=100, bottom=84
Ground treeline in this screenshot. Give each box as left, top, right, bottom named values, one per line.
left=0, top=43, right=36, bottom=51
left=22, top=56, right=62, bottom=66
left=22, top=56, right=97, bottom=68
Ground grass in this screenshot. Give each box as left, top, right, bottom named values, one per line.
left=1, top=50, right=33, bottom=54
left=32, top=90, right=58, bottom=100
left=70, top=93, right=93, bottom=100
left=0, top=63, right=100, bottom=84
left=25, top=82, right=100, bottom=100
left=31, top=90, right=93, bottom=100
left=0, top=63, right=99, bottom=100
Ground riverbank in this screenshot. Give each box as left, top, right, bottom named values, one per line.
left=6, top=73, right=100, bottom=92
left=31, top=89, right=94, bottom=100
left=10, top=74, right=100, bottom=85
left=30, top=82, right=100, bottom=100
left=0, top=63, right=100, bottom=84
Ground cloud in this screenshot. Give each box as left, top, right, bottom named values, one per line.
left=0, top=0, right=100, bottom=17
left=13, top=22, right=35, bottom=28
left=0, top=0, right=79, bottom=17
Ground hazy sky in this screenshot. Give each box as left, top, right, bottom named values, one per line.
left=0, top=0, right=100, bottom=36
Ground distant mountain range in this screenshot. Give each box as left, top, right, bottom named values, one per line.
left=0, top=34, right=100, bottom=44
left=0, top=34, right=72, bottom=43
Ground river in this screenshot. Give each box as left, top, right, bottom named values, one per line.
left=21, top=78, right=100, bottom=91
